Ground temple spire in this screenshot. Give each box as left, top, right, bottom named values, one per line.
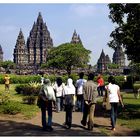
left=13, top=29, right=28, bottom=65
left=71, top=30, right=83, bottom=45
left=27, top=12, right=53, bottom=65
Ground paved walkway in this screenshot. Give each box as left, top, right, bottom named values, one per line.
left=0, top=111, right=104, bottom=136
left=0, top=103, right=138, bottom=136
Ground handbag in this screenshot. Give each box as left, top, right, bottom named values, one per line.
left=37, top=96, right=41, bottom=108
left=102, top=89, right=111, bottom=110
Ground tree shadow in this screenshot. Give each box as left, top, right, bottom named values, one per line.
left=0, top=120, right=105, bottom=136
left=95, top=103, right=110, bottom=118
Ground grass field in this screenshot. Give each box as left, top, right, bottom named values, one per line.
left=0, top=84, right=140, bottom=134
left=0, top=84, right=39, bottom=119
left=118, top=92, right=140, bottom=134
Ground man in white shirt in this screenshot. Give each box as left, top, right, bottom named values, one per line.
left=76, top=72, right=87, bottom=112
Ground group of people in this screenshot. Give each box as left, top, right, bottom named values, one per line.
left=38, top=72, right=124, bottom=132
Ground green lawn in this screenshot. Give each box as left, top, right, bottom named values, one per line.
left=118, top=92, right=140, bottom=134
left=96, top=91, right=140, bottom=135
left=0, top=84, right=39, bottom=119
left=0, top=84, right=140, bottom=134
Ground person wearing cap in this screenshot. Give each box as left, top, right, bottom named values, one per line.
left=38, top=78, right=56, bottom=131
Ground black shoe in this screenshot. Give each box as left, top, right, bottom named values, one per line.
left=81, top=120, right=86, bottom=126
left=42, top=127, right=48, bottom=131
left=47, top=126, right=53, bottom=131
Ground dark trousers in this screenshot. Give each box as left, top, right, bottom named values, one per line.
left=97, top=86, right=104, bottom=96
left=81, top=102, right=95, bottom=129
left=76, top=94, right=84, bottom=112
left=110, top=103, right=118, bottom=129
left=65, top=104, right=73, bottom=127
left=41, top=100, right=52, bottom=129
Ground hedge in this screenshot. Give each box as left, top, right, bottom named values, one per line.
left=0, top=74, right=130, bottom=89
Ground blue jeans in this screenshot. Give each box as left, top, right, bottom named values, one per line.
left=110, top=103, right=118, bottom=129
left=76, top=95, right=84, bottom=112
left=41, top=100, right=52, bottom=129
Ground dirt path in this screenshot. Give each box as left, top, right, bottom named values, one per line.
left=0, top=110, right=137, bottom=136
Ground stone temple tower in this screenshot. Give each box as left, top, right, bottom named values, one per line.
left=13, top=29, right=28, bottom=65
left=113, top=46, right=125, bottom=67
left=97, top=49, right=111, bottom=73
left=27, top=12, right=53, bottom=66
left=0, top=44, right=3, bottom=61
left=71, top=30, right=83, bottom=45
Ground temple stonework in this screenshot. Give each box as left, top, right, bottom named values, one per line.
left=13, top=12, right=53, bottom=67
left=71, top=30, right=83, bottom=45
left=13, top=29, right=28, bottom=65
left=97, top=49, right=111, bottom=73
left=97, top=47, right=125, bottom=74
left=113, top=46, right=125, bottom=67
left=0, top=44, right=3, bottom=61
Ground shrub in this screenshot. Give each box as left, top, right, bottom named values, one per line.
left=2, top=101, right=22, bottom=115
left=135, top=81, right=140, bottom=84
left=15, top=84, right=28, bottom=94
left=133, top=82, right=140, bottom=92
left=22, top=96, right=37, bottom=105
left=0, top=93, right=10, bottom=105
left=15, top=83, right=41, bottom=96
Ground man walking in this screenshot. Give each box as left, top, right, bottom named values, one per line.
left=76, top=72, right=87, bottom=112
left=81, top=73, right=98, bottom=130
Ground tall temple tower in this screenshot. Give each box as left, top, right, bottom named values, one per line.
left=113, top=46, right=125, bottom=67
left=0, top=44, right=3, bottom=61
left=97, top=49, right=111, bottom=73
left=13, top=29, right=28, bottom=65
left=27, top=12, right=53, bottom=66
left=71, top=30, right=83, bottom=45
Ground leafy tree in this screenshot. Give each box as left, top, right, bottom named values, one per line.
left=107, top=63, right=119, bottom=69
left=0, top=60, right=16, bottom=69
left=45, top=43, right=91, bottom=76
left=108, top=4, right=140, bottom=63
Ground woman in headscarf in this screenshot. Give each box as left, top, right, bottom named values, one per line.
left=38, top=78, right=56, bottom=131
left=63, top=78, right=76, bottom=129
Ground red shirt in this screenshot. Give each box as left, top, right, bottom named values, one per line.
left=97, top=78, right=104, bottom=86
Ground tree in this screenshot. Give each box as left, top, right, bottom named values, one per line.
left=107, top=63, right=119, bottom=69
left=45, top=43, right=91, bottom=76
left=0, top=60, right=16, bottom=69
left=108, top=4, right=140, bottom=63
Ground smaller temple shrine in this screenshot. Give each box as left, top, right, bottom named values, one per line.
left=97, top=49, right=111, bottom=73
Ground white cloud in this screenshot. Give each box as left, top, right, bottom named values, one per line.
left=69, top=4, right=98, bottom=17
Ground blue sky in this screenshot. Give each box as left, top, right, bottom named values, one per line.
left=0, top=3, right=119, bottom=65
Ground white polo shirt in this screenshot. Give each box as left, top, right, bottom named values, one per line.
left=106, top=83, right=120, bottom=103
left=76, top=79, right=87, bottom=95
